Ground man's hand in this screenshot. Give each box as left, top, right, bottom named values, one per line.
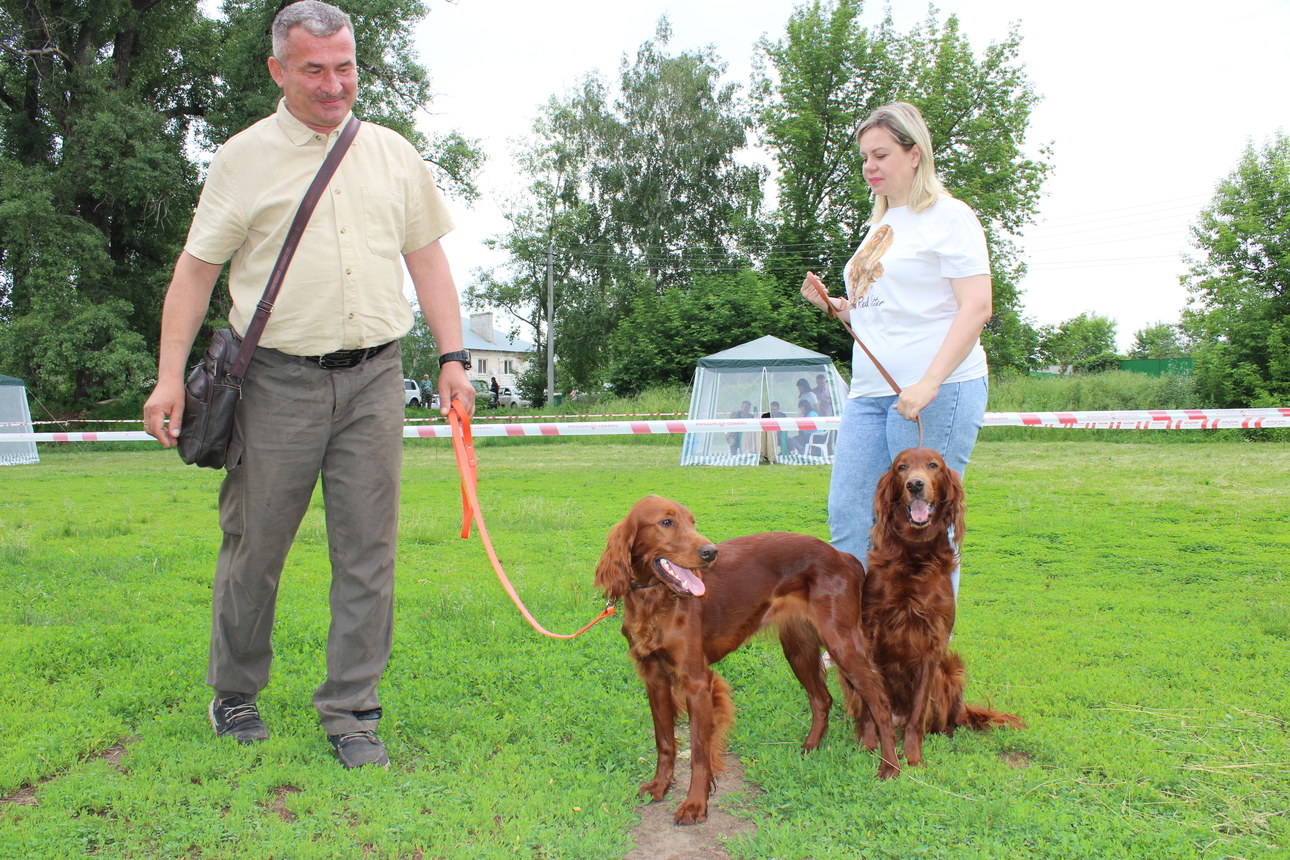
left=142, top=252, right=223, bottom=448
left=143, top=378, right=187, bottom=447
left=438, top=362, right=475, bottom=417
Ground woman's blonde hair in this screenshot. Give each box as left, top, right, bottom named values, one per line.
left=857, top=102, right=947, bottom=221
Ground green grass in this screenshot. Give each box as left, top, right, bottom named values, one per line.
left=1, top=442, right=1289, bottom=858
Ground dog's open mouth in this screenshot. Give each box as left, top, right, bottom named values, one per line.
left=652, top=557, right=706, bottom=597
left=908, top=498, right=935, bottom=527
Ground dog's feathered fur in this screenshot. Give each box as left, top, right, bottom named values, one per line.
left=596, top=496, right=898, bottom=825
left=848, top=448, right=1023, bottom=765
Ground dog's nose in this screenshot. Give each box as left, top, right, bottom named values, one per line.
left=907, top=478, right=924, bottom=494
left=698, top=544, right=718, bottom=563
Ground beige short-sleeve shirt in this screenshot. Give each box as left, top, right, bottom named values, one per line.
left=185, top=99, right=455, bottom=355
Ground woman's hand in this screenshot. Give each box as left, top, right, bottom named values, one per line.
left=801, top=272, right=844, bottom=316
left=895, top=378, right=940, bottom=421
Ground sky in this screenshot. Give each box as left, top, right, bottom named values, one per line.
left=411, top=0, right=1289, bottom=352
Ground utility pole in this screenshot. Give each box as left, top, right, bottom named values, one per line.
left=546, top=226, right=555, bottom=405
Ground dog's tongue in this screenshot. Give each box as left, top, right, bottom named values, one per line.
left=659, top=559, right=707, bottom=597
left=910, top=499, right=932, bottom=524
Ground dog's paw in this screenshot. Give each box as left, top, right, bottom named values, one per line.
left=638, top=779, right=670, bottom=802
left=877, top=758, right=900, bottom=779
left=673, top=799, right=708, bottom=825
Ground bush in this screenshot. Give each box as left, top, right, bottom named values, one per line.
left=988, top=370, right=1200, bottom=412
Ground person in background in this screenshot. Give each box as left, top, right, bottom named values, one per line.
left=813, top=373, right=834, bottom=417
left=727, top=399, right=755, bottom=454
left=419, top=373, right=434, bottom=407
left=795, top=378, right=818, bottom=413
left=142, top=0, right=476, bottom=770
left=787, top=397, right=820, bottom=454
left=800, top=101, right=992, bottom=599
left=489, top=376, right=500, bottom=407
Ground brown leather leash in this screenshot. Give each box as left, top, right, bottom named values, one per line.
left=811, top=280, right=924, bottom=447
left=446, top=399, right=617, bottom=639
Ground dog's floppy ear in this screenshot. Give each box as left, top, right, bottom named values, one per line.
left=870, top=465, right=900, bottom=553
left=943, top=466, right=966, bottom=552
left=595, top=513, right=638, bottom=599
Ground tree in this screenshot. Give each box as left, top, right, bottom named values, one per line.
left=1181, top=134, right=1290, bottom=408
left=752, top=0, right=1049, bottom=372
left=1129, top=322, right=1190, bottom=360
left=1037, top=312, right=1119, bottom=373
left=0, top=0, right=218, bottom=406
left=0, top=0, right=480, bottom=409
left=607, top=269, right=787, bottom=395
left=468, top=18, right=764, bottom=391
left=399, top=310, right=439, bottom=385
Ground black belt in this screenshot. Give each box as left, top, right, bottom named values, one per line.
left=302, top=340, right=394, bottom=369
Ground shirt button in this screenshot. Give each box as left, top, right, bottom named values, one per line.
left=345, top=268, right=353, bottom=275
left=334, top=188, right=341, bottom=194
left=340, top=227, right=348, bottom=234
left=348, top=313, right=355, bottom=320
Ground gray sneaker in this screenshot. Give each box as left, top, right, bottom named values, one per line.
left=328, top=730, right=389, bottom=769
left=209, top=696, right=269, bottom=744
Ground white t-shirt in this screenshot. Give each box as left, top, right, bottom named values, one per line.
left=844, top=195, right=991, bottom=398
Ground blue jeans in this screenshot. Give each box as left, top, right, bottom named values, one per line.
left=827, top=377, right=988, bottom=596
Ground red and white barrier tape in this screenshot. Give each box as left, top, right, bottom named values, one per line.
left=5, top=408, right=1288, bottom=443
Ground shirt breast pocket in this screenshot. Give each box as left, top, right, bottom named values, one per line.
left=362, top=186, right=405, bottom=260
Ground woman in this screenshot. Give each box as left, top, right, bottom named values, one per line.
left=788, top=398, right=821, bottom=455
left=795, top=378, right=819, bottom=411
left=800, top=102, right=992, bottom=597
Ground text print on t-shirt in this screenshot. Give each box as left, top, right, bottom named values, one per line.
left=846, top=224, right=893, bottom=308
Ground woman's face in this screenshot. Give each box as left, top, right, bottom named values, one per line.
left=859, top=126, right=920, bottom=208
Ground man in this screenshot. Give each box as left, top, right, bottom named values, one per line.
left=726, top=400, right=755, bottom=454
left=142, top=1, right=475, bottom=769
left=419, top=373, right=434, bottom=406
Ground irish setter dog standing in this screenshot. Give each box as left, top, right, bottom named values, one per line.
left=850, top=447, right=1023, bottom=766
left=595, top=496, right=898, bottom=825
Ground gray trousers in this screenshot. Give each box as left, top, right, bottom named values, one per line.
left=207, top=342, right=404, bottom=735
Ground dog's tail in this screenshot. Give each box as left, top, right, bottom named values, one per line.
left=944, top=651, right=1025, bottom=731
left=956, top=704, right=1026, bottom=731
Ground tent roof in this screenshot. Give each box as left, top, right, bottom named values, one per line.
left=0, top=375, right=25, bottom=386
left=696, top=335, right=833, bottom=369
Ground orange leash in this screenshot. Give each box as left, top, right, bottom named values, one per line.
left=446, top=399, right=616, bottom=639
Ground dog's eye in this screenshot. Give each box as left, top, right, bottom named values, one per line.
left=928, top=461, right=940, bottom=469
left=897, top=463, right=908, bottom=472
left=660, top=519, right=673, bottom=527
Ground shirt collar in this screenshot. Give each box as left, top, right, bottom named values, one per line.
left=275, top=98, right=355, bottom=147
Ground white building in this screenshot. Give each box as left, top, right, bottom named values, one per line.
left=462, top=312, right=534, bottom=388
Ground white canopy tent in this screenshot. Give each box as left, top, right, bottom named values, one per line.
left=0, top=375, right=38, bottom=465
left=679, top=336, right=846, bottom=466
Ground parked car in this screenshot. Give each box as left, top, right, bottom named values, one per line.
left=495, top=386, right=531, bottom=408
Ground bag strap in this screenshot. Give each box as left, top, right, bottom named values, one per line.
left=228, top=115, right=362, bottom=380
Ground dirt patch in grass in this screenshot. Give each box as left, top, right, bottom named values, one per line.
left=1000, top=750, right=1033, bottom=769
left=267, top=785, right=301, bottom=822
left=624, top=753, right=758, bottom=860
left=0, top=740, right=128, bottom=808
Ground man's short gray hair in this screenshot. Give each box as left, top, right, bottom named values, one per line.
left=272, top=1, right=353, bottom=63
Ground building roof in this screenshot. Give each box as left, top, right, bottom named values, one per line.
left=461, top=317, right=534, bottom=353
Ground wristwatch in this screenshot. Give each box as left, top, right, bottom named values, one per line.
left=438, top=349, right=472, bottom=371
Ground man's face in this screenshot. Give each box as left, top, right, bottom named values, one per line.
left=268, top=26, right=358, bottom=132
